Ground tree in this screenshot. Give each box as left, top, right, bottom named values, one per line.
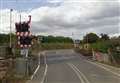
left=83, top=33, right=99, bottom=43
left=119, top=36, right=120, bottom=38
left=38, top=35, right=73, bottom=43
left=110, top=36, right=120, bottom=48
left=100, top=33, right=110, bottom=40
left=0, top=34, right=9, bottom=45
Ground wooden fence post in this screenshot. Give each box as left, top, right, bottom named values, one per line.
left=92, top=48, right=95, bottom=61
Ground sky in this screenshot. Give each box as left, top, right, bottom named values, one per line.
left=0, top=0, right=120, bottom=39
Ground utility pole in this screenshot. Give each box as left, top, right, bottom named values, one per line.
left=72, top=32, right=75, bottom=48
left=86, top=33, right=89, bottom=49
left=10, top=9, right=13, bottom=48
left=20, top=14, right=21, bottom=23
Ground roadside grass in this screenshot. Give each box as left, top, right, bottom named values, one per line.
left=41, top=43, right=74, bottom=50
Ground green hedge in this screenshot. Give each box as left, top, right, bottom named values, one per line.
left=90, top=41, right=112, bottom=53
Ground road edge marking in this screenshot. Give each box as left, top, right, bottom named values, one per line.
left=86, top=60, right=120, bottom=77
left=30, top=52, right=41, bottom=80
left=41, top=53, right=48, bottom=83
left=70, top=63, right=90, bottom=83
left=67, top=63, right=85, bottom=83
left=41, top=64, right=48, bottom=83
left=30, top=65, right=40, bottom=80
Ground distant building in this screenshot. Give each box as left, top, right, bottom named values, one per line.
left=73, top=39, right=80, bottom=48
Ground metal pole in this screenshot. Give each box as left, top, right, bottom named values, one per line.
left=92, top=48, right=95, bottom=61
left=39, top=53, right=41, bottom=65
left=10, top=9, right=13, bottom=48
left=86, top=33, right=88, bottom=49
left=72, top=32, right=75, bottom=47
left=25, top=48, right=28, bottom=58
left=20, top=14, right=21, bottom=22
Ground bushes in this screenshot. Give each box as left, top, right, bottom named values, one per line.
left=90, top=40, right=120, bottom=65
left=90, top=41, right=112, bottom=53
left=111, top=49, right=120, bottom=64
left=75, top=48, right=92, bottom=56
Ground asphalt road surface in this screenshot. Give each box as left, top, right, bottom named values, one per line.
left=30, top=49, right=120, bottom=83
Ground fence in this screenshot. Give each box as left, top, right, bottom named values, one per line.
left=93, top=50, right=120, bottom=65
left=0, top=58, right=13, bottom=82
left=93, top=52, right=110, bottom=63
left=111, top=50, right=120, bottom=64
left=0, top=52, right=46, bottom=83
left=13, top=57, right=38, bottom=78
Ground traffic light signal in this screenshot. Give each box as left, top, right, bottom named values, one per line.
left=21, top=22, right=30, bottom=32
left=15, top=22, right=21, bottom=32
left=18, top=36, right=32, bottom=48
left=15, top=22, right=30, bottom=36
left=15, top=22, right=21, bottom=36
left=15, top=15, right=32, bottom=48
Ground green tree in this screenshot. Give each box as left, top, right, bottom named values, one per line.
left=110, top=37, right=120, bottom=48
left=0, top=33, right=16, bottom=46
left=100, top=33, right=110, bottom=40
left=38, top=35, right=73, bottom=43
left=0, top=34, right=9, bottom=45
left=83, top=33, right=99, bottom=43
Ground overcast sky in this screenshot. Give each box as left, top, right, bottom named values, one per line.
left=0, top=0, right=120, bottom=39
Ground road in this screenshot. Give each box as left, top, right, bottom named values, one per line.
left=30, top=49, right=120, bottom=83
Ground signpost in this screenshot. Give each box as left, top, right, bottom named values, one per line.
left=15, top=15, right=32, bottom=77
left=8, top=9, right=13, bottom=55
left=15, top=15, right=32, bottom=57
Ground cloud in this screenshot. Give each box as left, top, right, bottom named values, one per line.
left=0, top=0, right=120, bottom=39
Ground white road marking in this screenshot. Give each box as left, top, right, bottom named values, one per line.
left=31, top=65, right=40, bottom=80
left=41, top=64, right=48, bottom=83
left=86, top=60, right=120, bottom=77
left=41, top=53, right=48, bottom=83
left=67, top=63, right=84, bottom=83
left=71, top=63, right=90, bottom=83
left=30, top=53, right=41, bottom=80
left=67, top=63, right=90, bottom=83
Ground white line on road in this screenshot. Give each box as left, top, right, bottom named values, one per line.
left=31, top=65, right=40, bottom=80
left=86, top=60, right=120, bottom=77
left=41, top=53, right=48, bottom=83
left=67, top=63, right=84, bottom=83
left=67, top=63, right=90, bottom=83
left=71, top=63, right=90, bottom=83
left=30, top=53, right=41, bottom=80
left=41, top=64, right=48, bottom=83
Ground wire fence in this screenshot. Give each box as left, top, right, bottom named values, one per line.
left=0, top=46, right=38, bottom=82
left=13, top=57, right=39, bottom=78
left=0, top=56, right=39, bottom=83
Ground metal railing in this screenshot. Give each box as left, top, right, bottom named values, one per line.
left=13, top=57, right=39, bottom=78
